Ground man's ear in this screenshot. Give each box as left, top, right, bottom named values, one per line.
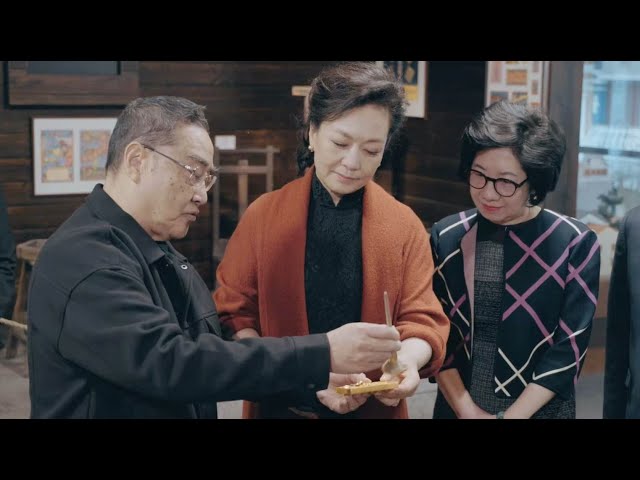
left=124, top=143, right=145, bottom=183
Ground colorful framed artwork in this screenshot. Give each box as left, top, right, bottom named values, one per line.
left=485, top=61, right=550, bottom=110
left=32, top=117, right=117, bottom=196
left=377, top=61, right=428, bottom=118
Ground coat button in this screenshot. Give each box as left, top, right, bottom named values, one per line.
left=181, top=265, right=188, bottom=270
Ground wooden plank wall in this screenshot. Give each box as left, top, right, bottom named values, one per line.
left=399, top=61, right=485, bottom=227
left=0, top=61, right=484, bottom=288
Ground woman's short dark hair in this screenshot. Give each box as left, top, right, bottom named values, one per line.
left=458, top=101, right=566, bottom=206
left=296, top=62, right=407, bottom=175
left=106, top=96, right=209, bottom=172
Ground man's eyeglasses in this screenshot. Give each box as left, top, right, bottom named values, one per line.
left=142, top=144, right=218, bottom=191
left=468, top=169, right=528, bottom=198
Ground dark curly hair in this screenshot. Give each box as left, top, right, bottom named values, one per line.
left=458, top=101, right=566, bottom=206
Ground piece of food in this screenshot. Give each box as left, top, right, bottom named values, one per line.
left=335, top=380, right=399, bottom=395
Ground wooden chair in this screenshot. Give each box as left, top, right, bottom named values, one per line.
left=211, top=146, right=277, bottom=283
left=0, top=238, right=46, bottom=358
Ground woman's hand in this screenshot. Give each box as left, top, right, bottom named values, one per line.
left=374, top=364, right=421, bottom=407
left=374, top=338, right=432, bottom=407
left=460, top=404, right=494, bottom=419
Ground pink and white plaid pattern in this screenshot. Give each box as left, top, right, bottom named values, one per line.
left=431, top=208, right=600, bottom=399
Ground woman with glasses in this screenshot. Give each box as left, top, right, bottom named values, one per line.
left=430, top=101, right=601, bottom=419
left=213, top=62, right=450, bottom=419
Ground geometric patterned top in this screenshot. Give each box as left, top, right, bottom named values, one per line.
left=430, top=208, right=601, bottom=400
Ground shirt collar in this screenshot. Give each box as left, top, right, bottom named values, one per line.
left=311, top=172, right=364, bottom=209
left=85, top=184, right=185, bottom=265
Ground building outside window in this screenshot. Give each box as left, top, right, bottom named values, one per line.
left=578, top=61, right=640, bottom=318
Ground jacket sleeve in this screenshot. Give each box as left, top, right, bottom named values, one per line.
left=429, top=225, right=466, bottom=376
left=0, top=187, right=17, bottom=320
left=213, top=201, right=261, bottom=338
left=49, top=263, right=330, bottom=403
left=532, top=229, right=600, bottom=400
left=603, top=217, right=630, bottom=418
left=396, top=217, right=450, bottom=378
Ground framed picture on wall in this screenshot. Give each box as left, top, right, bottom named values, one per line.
left=376, top=61, right=428, bottom=118
left=7, top=61, right=139, bottom=106
left=485, top=61, right=550, bottom=110
left=32, top=117, right=117, bottom=196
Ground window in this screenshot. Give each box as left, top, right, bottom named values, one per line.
left=577, top=61, right=640, bottom=318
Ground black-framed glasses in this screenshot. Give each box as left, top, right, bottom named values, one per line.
left=142, top=144, right=218, bottom=191
left=468, top=169, right=528, bottom=198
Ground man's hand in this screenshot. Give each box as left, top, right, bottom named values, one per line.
left=317, top=372, right=371, bottom=414
left=232, top=328, right=260, bottom=340
left=326, top=322, right=401, bottom=373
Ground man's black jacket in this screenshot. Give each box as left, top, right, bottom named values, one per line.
left=28, top=185, right=329, bottom=418
left=604, top=206, right=640, bottom=418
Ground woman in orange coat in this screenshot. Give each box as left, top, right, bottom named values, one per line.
left=213, top=62, right=449, bottom=419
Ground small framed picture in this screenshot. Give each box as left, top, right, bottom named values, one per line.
left=32, top=117, right=117, bottom=196
left=485, top=61, right=550, bottom=110
left=377, top=61, right=428, bottom=118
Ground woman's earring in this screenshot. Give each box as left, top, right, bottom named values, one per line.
left=308, top=145, right=314, bottom=152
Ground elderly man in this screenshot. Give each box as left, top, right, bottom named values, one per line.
left=28, top=96, right=400, bottom=418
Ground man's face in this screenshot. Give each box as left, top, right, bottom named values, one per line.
left=140, top=124, right=215, bottom=241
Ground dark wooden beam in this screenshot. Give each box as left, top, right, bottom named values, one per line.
left=544, top=61, right=584, bottom=217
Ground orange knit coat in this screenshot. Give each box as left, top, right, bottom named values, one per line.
left=213, top=168, right=450, bottom=418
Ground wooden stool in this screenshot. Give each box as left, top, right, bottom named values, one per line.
left=3, top=238, right=46, bottom=359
